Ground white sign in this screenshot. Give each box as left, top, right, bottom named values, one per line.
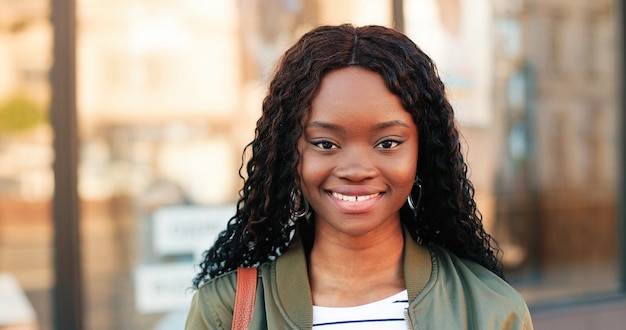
left=152, top=204, right=235, bottom=256
left=0, top=273, right=36, bottom=327
left=134, top=263, right=197, bottom=313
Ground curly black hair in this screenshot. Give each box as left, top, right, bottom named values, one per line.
left=193, top=24, right=503, bottom=288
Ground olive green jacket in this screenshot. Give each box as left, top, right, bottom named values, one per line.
left=186, top=232, right=533, bottom=330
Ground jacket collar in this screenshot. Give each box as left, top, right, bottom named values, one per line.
left=275, top=230, right=313, bottom=328
left=274, top=226, right=432, bottom=328
left=402, top=227, right=433, bottom=300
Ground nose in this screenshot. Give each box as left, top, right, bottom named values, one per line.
left=333, top=145, right=378, bottom=182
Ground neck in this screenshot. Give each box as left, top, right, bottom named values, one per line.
left=307, top=221, right=405, bottom=307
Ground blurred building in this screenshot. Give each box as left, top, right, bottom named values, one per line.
left=492, top=0, right=620, bottom=304
left=0, top=0, right=623, bottom=329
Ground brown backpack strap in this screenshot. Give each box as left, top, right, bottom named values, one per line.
left=232, top=267, right=258, bottom=330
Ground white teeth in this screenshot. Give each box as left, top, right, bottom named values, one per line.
left=331, top=192, right=379, bottom=202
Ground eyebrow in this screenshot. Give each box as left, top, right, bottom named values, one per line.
left=305, top=121, right=346, bottom=132
left=305, top=120, right=411, bottom=131
left=374, top=120, right=412, bottom=130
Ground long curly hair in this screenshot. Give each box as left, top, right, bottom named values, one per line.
left=193, top=24, right=503, bottom=288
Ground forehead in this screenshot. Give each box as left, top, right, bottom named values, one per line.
left=314, top=67, right=390, bottom=103
left=305, top=67, right=411, bottom=125
left=302, top=67, right=416, bottom=134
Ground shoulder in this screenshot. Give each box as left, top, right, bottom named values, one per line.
left=185, top=270, right=239, bottom=330
left=185, top=265, right=271, bottom=330
left=196, top=269, right=240, bottom=304
left=430, top=247, right=522, bottom=300
left=426, top=247, right=533, bottom=329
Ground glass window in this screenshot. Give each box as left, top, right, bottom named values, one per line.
left=1, top=1, right=622, bottom=328
left=0, top=0, right=54, bottom=329
left=490, top=0, right=621, bottom=305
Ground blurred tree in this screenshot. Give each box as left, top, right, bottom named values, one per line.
left=0, top=94, right=46, bottom=134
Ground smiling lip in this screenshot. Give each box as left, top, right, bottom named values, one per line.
left=331, top=191, right=381, bottom=202
left=327, top=190, right=383, bottom=213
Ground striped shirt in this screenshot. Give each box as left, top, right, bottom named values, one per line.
left=312, top=290, right=409, bottom=329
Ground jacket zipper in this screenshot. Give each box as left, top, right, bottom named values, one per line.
left=404, top=308, right=415, bottom=330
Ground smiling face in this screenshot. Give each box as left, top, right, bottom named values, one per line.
left=297, top=67, right=418, bottom=239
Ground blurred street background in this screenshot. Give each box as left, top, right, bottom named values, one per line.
left=0, top=0, right=624, bottom=329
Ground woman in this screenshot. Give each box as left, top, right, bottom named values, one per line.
left=186, top=24, right=533, bottom=329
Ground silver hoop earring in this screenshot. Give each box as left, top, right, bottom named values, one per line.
left=407, top=177, right=422, bottom=217
left=291, top=189, right=310, bottom=219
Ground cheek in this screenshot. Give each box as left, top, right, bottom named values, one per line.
left=298, top=152, right=324, bottom=187
left=297, top=159, right=324, bottom=206
left=297, top=144, right=324, bottom=191
left=396, top=164, right=418, bottom=192
left=393, top=151, right=418, bottom=193
left=296, top=140, right=307, bottom=183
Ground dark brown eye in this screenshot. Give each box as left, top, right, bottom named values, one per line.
left=377, top=139, right=400, bottom=149
left=313, top=140, right=337, bottom=149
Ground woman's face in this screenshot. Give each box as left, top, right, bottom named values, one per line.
left=297, top=67, right=418, bottom=239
